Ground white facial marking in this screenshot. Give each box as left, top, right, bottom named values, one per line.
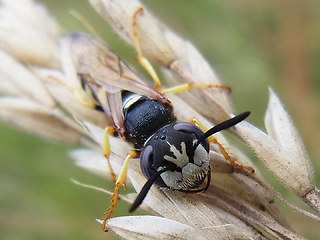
left=182, top=163, right=200, bottom=177
left=161, top=141, right=210, bottom=190
left=160, top=171, right=182, bottom=188
left=163, top=142, right=189, bottom=168
left=193, top=144, right=209, bottom=166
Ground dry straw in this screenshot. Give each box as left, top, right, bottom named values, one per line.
left=0, top=0, right=319, bottom=239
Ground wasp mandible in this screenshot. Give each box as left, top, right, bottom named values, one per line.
left=63, top=7, right=253, bottom=231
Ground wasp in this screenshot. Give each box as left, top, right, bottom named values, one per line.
left=63, top=7, right=253, bottom=231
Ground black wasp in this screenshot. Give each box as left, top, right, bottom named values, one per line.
left=64, top=27, right=252, bottom=230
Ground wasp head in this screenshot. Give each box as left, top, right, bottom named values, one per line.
left=129, top=111, right=250, bottom=212
left=140, top=123, right=210, bottom=191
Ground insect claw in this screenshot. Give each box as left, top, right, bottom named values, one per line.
left=133, top=6, right=144, bottom=19
left=102, top=187, right=119, bottom=231
left=102, top=218, right=108, bottom=232
left=238, top=164, right=255, bottom=174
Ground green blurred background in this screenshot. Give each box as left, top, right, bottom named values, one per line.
left=0, top=0, right=319, bottom=239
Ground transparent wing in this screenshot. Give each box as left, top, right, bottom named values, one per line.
left=68, top=33, right=165, bottom=100
left=63, top=33, right=168, bottom=132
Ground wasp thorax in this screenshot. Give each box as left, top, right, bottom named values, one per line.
left=122, top=92, right=176, bottom=148
left=140, top=122, right=210, bottom=191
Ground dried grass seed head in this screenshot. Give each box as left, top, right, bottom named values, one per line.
left=0, top=0, right=62, bottom=67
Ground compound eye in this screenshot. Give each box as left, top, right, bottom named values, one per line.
left=140, top=145, right=154, bottom=180
left=140, top=144, right=167, bottom=187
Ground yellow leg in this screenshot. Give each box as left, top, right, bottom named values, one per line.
left=103, top=127, right=118, bottom=184
left=132, top=7, right=162, bottom=91
left=161, top=83, right=232, bottom=94
left=70, top=74, right=101, bottom=109
left=102, top=150, right=139, bottom=231
left=73, top=89, right=97, bottom=109
left=188, top=117, right=208, bottom=133
left=132, top=7, right=232, bottom=95
left=132, top=7, right=231, bottom=94
left=189, top=117, right=254, bottom=173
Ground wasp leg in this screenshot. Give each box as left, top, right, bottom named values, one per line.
left=132, top=7, right=162, bottom=91
left=73, top=88, right=98, bottom=109
left=161, top=83, right=232, bottom=94
left=132, top=7, right=232, bottom=94
left=189, top=117, right=254, bottom=173
left=102, top=150, right=139, bottom=231
left=103, top=127, right=118, bottom=184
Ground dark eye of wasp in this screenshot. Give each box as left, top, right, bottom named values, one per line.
left=140, top=122, right=209, bottom=187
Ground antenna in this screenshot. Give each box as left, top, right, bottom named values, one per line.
left=193, top=111, right=250, bottom=150
left=129, top=168, right=167, bottom=212
left=129, top=111, right=250, bottom=212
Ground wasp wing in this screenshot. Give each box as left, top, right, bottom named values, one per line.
left=68, top=33, right=167, bottom=100
left=63, top=33, right=168, bottom=134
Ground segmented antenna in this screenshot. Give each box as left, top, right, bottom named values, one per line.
left=130, top=168, right=167, bottom=212
left=193, top=111, right=250, bottom=150
left=130, top=112, right=250, bottom=212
